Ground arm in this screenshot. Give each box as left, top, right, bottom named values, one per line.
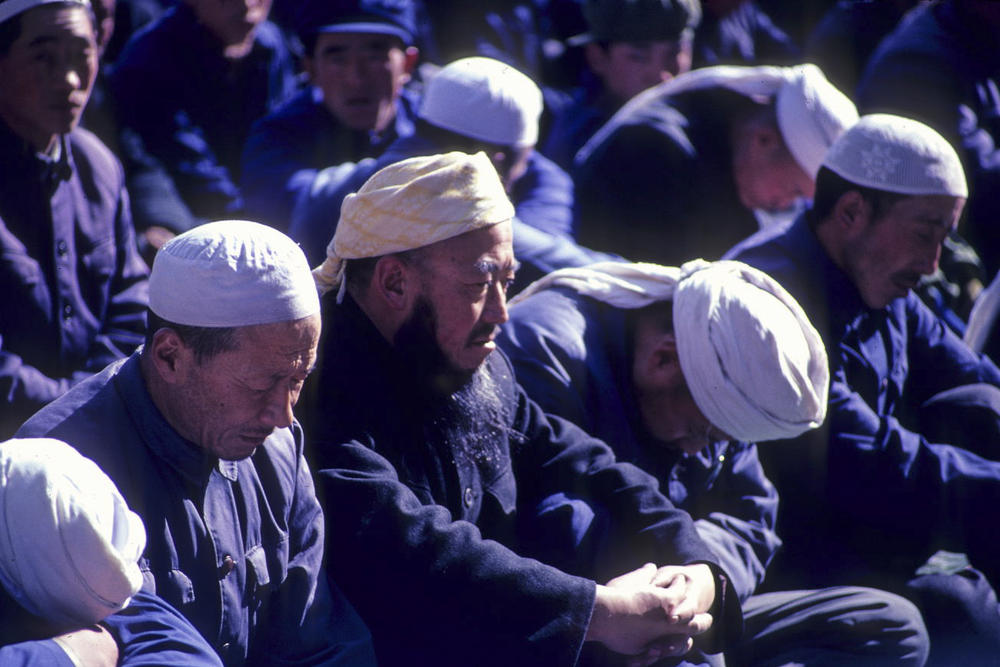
left=101, top=591, right=223, bottom=666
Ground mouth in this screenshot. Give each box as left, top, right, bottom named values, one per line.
left=892, top=272, right=921, bottom=293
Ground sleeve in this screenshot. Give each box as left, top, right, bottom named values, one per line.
left=692, top=442, right=781, bottom=603
left=101, top=591, right=223, bottom=666
left=0, top=640, right=76, bottom=667
left=509, top=153, right=576, bottom=239
left=0, top=336, right=73, bottom=435
left=316, top=441, right=597, bottom=667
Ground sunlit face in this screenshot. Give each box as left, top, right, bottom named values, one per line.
left=490, top=146, right=533, bottom=192
left=170, top=315, right=320, bottom=460
left=732, top=129, right=816, bottom=213
left=305, top=31, right=413, bottom=132
left=586, top=39, right=690, bottom=104
left=405, top=222, right=518, bottom=375
left=840, top=194, right=965, bottom=309
left=0, top=5, right=97, bottom=152
left=188, top=0, right=271, bottom=54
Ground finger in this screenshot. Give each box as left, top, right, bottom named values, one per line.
left=663, top=611, right=715, bottom=638
left=606, top=562, right=657, bottom=588
left=638, top=635, right=695, bottom=661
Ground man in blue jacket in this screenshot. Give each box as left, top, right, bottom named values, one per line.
left=0, top=0, right=148, bottom=439
left=728, top=113, right=1000, bottom=666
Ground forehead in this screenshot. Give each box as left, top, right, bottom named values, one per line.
left=422, top=222, right=513, bottom=267
left=13, top=4, right=95, bottom=46
left=879, top=194, right=965, bottom=227
left=313, top=30, right=401, bottom=52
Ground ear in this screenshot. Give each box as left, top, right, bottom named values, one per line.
left=302, top=54, right=316, bottom=83
left=371, top=255, right=413, bottom=311
left=402, top=46, right=420, bottom=79
left=831, top=190, right=872, bottom=235
left=584, top=43, right=609, bottom=78
left=636, top=331, right=683, bottom=390
left=147, top=328, right=195, bottom=385
left=749, top=123, right=782, bottom=154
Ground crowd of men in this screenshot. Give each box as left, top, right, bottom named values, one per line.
left=2, top=0, right=1000, bottom=664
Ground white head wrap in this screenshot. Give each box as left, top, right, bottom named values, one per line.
left=0, top=438, right=145, bottom=628
left=150, top=220, right=320, bottom=327
left=821, top=113, right=968, bottom=197
left=418, top=57, right=543, bottom=148
left=313, top=151, right=515, bottom=298
left=511, top=260, right=829, bottom=442
left=576, top=64, right=857, bottom=177
left=0, top=0, right=89, bottom=24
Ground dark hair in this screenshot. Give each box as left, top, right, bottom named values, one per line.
left=807, top=166, right=907, bottom=229
left=145, top=310, right=240, bottom=364
left=632, top=298, right=674, bottom=334
left=0, top=2, right=97, bottom=55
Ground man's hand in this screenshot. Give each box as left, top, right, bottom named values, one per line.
left=651, top=563, right=716, bottom=618
left=586, top=563, right=713, bottom=666
left=52, top=624, right=119, bottom=667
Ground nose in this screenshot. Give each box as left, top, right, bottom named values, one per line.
left=483, top=282, right=509, bottom=325
left=922, top=243, right=943, bottom=275
left=260, top=385, right=294, bottom=430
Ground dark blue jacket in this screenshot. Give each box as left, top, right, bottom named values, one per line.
left=306, top=293, right=741, bottom=667
left=0, top=120, right=148, bottom=438
left=241, top=86, right=419, bottom=232
left=498, top=287, right=781, bottom=603
left=109, top=4, right=298, bottom=224
left=727, top=215, right=1000, bottom=586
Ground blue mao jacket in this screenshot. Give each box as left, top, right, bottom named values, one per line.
left=0, top=120, right=148, bottom=438
left=17, top=353, right=376, bottom=667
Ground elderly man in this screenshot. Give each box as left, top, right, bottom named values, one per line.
left=241, top=0, right=420, bottom=233
left=498, top=260, right=929, bottom=665
left=19, top=221, right=375, bottom=666
left=728, top=114, right=1000, bottom=666
left=305, top=151, right=745, bottom=667
left=0, top=0, right=149, bottom=439
left=573, top=63, right=857, bottom=266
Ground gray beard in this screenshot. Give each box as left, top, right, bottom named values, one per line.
left=438, top=364, right=509, bottom=471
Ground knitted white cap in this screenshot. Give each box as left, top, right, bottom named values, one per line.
left=150, top=220, right=320, bottom=327
left=0, top=0, right=89, bottom=25
left=0, top=438, right=145, bottom=628
left=418, top=57, right=543, bottom=148
left=821, top=113, right=968, bottom=197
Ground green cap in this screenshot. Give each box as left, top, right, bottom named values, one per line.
left=569, top=0, right=701, bottom=46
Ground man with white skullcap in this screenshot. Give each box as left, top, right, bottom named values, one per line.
left=305, top=151, right=744, bottom=667
left=19, top=220, right=376, bottom=666
left=729, top=113, right=1000, bottom=665
left=573, top=63, right=858, bottom=267
left=0, top=0, right=149, bottom=440
left=499, top=260, right=930, bottom=665
left=289, top=55, right=610, bottom=292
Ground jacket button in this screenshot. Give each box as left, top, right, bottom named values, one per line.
left=463, top=487, right=474, bottom=508
left=56, top=240, right=68, bottom=256
left=219, top=554, right=236, bottom=577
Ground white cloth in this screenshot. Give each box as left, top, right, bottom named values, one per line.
left=821, top=113, right=968, bottom=197
left=576, top=64, right=857, bottom=177
left=0, top=0, right=88, bottom=24
left=150, top=220, right=320, bottom=327
left=418, top=57, right=543, bottom=148
left=511, top=260, right=829, bottom=442
left=313, top=151, right=514, bottom=298
left=0, top=438, right=145, bottom=628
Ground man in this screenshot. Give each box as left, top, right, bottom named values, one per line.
left=306, top=152, right=743, bottom=667
left=290, top=55, right=609, bottom=289
left=728, top=113, right=1000, bottom=665
left=19, top=220, right=375, bottom=666
left=543, top=0, right=701, bottom=171
left=573, top=63, right=857, bottom=266
left=241, top=0, right=420, bottom=232
left=109, top=0, right=297, bottom=237
left=0, top=0, right=148, bottom=439
left=498, top=259, right=929, bottom=665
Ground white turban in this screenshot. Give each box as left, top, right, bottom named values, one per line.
left=313, top=151, right=515, bottom=298
left=511, top=260, right=829, bottom=442
left=577, top=64, right=857, bottom=177
left=150, top=220, right=320, bottom=327
left=821, top=113, right=968, bottom=197
left=0, top=0, right=89, bottom=24
left=419, top=57, right=543, bottom=148
left=0, top=438, right=145, bottom=628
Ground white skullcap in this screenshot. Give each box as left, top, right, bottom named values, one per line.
left=576, top=64, right=857, bottom=177
left=0, top=438, right=145, bottom=628
left=150, top=220, right=320, bottom=327
left=418, top=57, right=543, bottom=149
left=821, top=113, right=968, bottom=197
left=511, top=260, right=829, bottom=442
left=0, top=0, right=89, bottom=24
left=313, top=151, right=515, bottom=298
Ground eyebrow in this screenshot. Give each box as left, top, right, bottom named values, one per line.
left=473, top=259, right=520, bottom=274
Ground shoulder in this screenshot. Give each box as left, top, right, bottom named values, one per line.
left=506, top=289, right=590, bottom=357
left=69, top=127, right=124, bottom=182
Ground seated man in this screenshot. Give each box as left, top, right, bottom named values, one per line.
left=292, top=55, right=611, bottom=288
left=241, top=0, right=420, bottom=232
left=306, top=152, right=743, bottom=667
left=573, top=63, right=857, bottom=265
left=728, top=113, right=1000, bottom=666
left=19, top=221, right=375, bottom=666
left=499, top=259, right=929, bottom=665
left=0, top=0, right=149, bottom=438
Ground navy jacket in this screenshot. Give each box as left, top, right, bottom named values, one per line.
left=17, top=353, right=376, bottom=667
left=498, top=287, right=781, bottom=603
left=109, top=4, right=297, bottom=224
left=727, top=215, right=1000, bottom=586
left=0, top=120, right=148, bottom=438
left=306, top=294, right=741, bottom=666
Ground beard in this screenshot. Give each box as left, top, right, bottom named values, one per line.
left=393, top=295, right=509, bottom=471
